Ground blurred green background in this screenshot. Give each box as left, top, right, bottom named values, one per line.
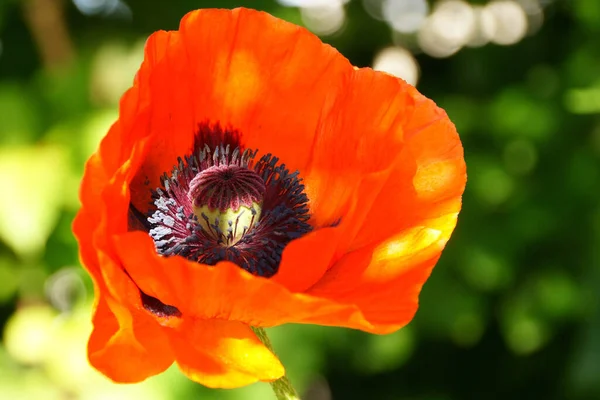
left=1, top=0, right=599, bottom=399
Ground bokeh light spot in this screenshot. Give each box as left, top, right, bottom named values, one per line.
left=0, top=146, right=69, bottom=257
left=485, top=0, right=528, bottom=45
left=382, top=0, right=429, bottom=34
left=534, top=271, right=582, bottom=320
left=471, top=162, right=515, bottom=206
left=519, top=0, right=544, bottom=35
left=45, top=267, right=87, bottom=313
left=418, top=0, right=476, bottom=58
left=372, top=46, right=420, bottom=86
left=72, top=0, right=131, bottom=19
left=353, top=328, right=415, bottom=373
left=491, top=88, right=555, bottom=141
left=504, top=315, right=549, bottom=355
left=301, top=2, right=347, bottom=36
left=565, top=82, right=600, bottom=114
left=91, top=40, right=145, bottom=106
left=362, top=0, right=385, bottom=20
left=4, top=305, right=56, bottom=365
left=466, top=5, right=496, bottom=47
left=461, top=247, right=512, bottom=292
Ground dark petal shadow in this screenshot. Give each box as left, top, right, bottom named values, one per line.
left=128, top=202, right=151, bottom=232
left=140, top=290, right=182, bottom=318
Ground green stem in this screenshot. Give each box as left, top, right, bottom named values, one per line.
left=252, top=327, right=300, bottom=400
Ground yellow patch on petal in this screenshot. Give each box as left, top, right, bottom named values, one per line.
left=367, top=213, right=458, bottom=281
left=214, top=51, right=262, bottom=121
left=171, top=319, right=284, bottom=389
left=413, top=159, right=463, bottom=201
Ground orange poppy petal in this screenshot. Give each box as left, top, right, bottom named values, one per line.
left=127, top=30, right=198, bottom=211
left=75, top=134, right=178, bottom=380
left=307, top=213, right=459, bottom=331
left=121, top=8, right=352, bottom=211
left=73, top=171, right=102, bottom=279
left=303, top=69, right=415, bottom=231
left=169, top=319, right=283, bottom=389
left=73, top=152, right=174, bottom=382
left=303, top=68, right=464, bottom=252
left=271, top=226, right=342, bottom=292
left=112, top=231, right=342, bottom=325
left=351, top=81, right=466, bottom=250
left=111, top=231, right=417, bottom=334
left=100, top=87, right=146, bottom=182
left=73, top=119, right=120, bottom=279
left=74, top=116, right=147, bottom=280
left=179, top=8, right=352, bottom=171
left=295, top=68, right=465, bottom=328
left=88, top=291, right=174, bottom=383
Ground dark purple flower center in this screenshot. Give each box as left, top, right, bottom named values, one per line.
left=145, top=126, right=311, bottom=278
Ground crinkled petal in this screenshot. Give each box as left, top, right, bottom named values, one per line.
left=112, top=231, right=423, bottom=333
left=112, top=232, right=351, bottom=326
left=297, top=68, right=465, bottom=327
left=88, top=289, right=174, bottom=382
left=271, top=226, right=342, bottom=292
left=169, top=319, right=283, bottom=388
left=75, top=122, right=177, bottom=382
left=306, top=213, right=459, bottom=329
left=303, top=68, right=416, bottom=230
left=123, top=8, right=352, bottom=211
left=352, top=84, right=465, bottom=250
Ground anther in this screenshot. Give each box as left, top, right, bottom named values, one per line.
left=146, top=124, right=314, bottom=277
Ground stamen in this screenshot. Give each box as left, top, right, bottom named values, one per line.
left=146, top=124, right=312, bottom=278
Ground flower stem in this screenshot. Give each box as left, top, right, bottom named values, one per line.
left=252, top=327, right=300, bottom=400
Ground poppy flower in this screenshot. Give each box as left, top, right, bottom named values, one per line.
left=74, top=7, right=465, bottom=389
